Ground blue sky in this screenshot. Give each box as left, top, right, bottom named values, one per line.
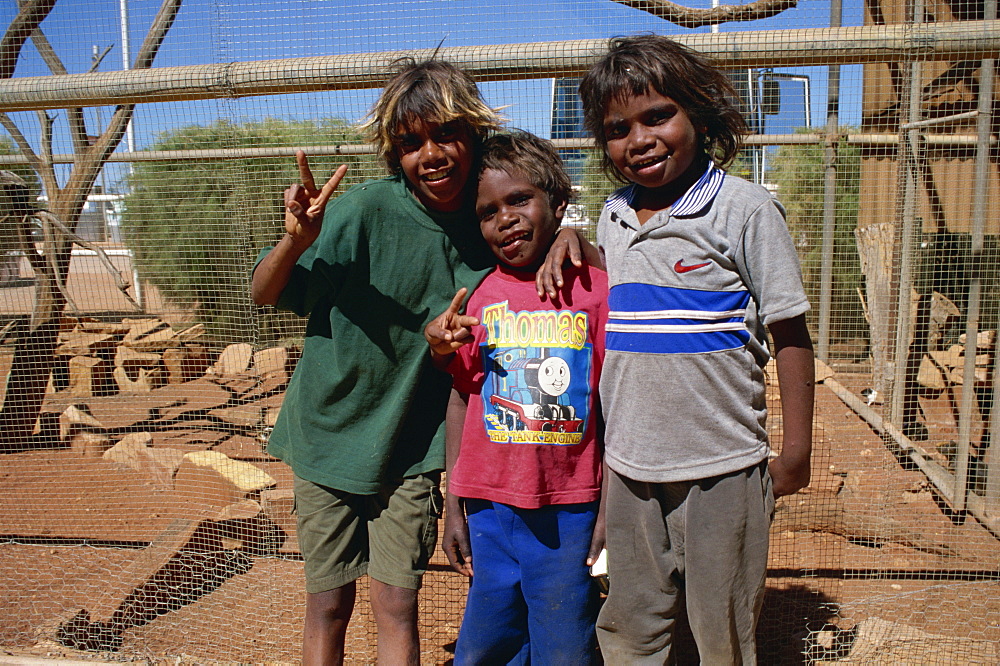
left=1, top=0, right=865, bottom=185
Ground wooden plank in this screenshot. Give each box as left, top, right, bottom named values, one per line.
left=162, top=345, right=211, bottom=384
left=120, top=318, right=167, bottom=345
left=54, top=331, right=119, bottom=356
left=86, top=515, right=205, bottom=623
left=54, top=512, right=213, bottom=648
left=125, top=326, right=180, bottom=352
left=208, top=403, right=263, bottom=428
left=79, top=393, right=171, bottom=430
left=154, top=379, right=231, bottom=421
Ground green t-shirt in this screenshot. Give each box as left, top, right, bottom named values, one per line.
left=261, top=174, right=493, bottom=493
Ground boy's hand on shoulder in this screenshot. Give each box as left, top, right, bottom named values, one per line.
left=442, top=494, right=473, bottom=577
left=535, top=228, right=604, bottom=301
left=284, top=151, right=347, bottom=248
left=425, top=288, right=480, bottom=358
left=536, top=228, right=584, bottom=301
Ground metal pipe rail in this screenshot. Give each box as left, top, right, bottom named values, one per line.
left=0, top=20, right=999, bottom=112
left=0, top=134, right=995, bottom=165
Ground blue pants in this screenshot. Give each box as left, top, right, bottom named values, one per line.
left=455, top=499, right=600, bottom=666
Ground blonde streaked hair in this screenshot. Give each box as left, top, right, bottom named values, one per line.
left=362, top=58, right=504, bottom=173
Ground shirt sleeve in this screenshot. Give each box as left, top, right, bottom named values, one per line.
left=735, top=197, right=811, bottom=326
left=447, top=334, right=485, bottom=394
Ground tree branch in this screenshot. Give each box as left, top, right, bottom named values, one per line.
left=22, top=11, right=90, bottom=154
left=90, top=45, right=113, bottom=73
left=35, top=204, right=77, bottom=325
left=612, top=0, right=797, bottom=28
left=0, top=0, right=57, bottom=80
left=133, top=0, right=183, bottom=70
left=35, top=109, right=59, bottom=196
left=52, top=0, right=183, bottom=225
left=37, top=210, right=140, bottom=310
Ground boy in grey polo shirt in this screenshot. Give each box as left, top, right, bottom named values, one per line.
left=540, top=35, right=815, bottom=663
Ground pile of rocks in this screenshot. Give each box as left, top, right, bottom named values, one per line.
left=40, top=317, right=298, bottom=505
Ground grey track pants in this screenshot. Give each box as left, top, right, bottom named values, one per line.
left=596, top=462, right=774, bottom=665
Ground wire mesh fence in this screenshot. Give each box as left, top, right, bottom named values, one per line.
left=1, top=0, right=998, bottom=663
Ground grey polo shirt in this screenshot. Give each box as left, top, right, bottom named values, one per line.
left=597, top=163, right=810, bottom=483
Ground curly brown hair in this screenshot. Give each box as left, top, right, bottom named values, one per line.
left=479, top=130, right=572, bottom=209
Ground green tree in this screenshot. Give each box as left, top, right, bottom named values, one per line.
left=120, top=117, right=381, bottom=345
left=0, top=136, right=42, bottom=195
left=769, top=128, right=865, bottom=343
left=0, top=135, right=42, bottom=263
left=577, top=148, right=614, bottom=241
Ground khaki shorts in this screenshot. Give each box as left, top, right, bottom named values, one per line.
left=294, top=472, right=442, bottom=593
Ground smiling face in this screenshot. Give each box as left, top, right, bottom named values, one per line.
left=395, top=117, right=474, bottom=213
left=536, top=356, right=570, bottom=397
left=476, top=167, right=566, bottom=271
left=603, top=88, right=706, bottom=205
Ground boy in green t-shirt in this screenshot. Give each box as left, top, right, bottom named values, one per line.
left=252, top=59, right=501, bottom=665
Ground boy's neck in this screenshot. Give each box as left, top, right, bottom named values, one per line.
left=498, top=262, right=535, bottom=275
left=634, top=152, right=709, bottom=222
left=499, top=256, right=544, bottom=276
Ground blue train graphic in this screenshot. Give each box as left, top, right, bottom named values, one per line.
left=486, top=347, right=583, bottom=433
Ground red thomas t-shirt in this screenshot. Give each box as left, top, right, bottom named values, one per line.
left=447, top=263, right=608, bottom=509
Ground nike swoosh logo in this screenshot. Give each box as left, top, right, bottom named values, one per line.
left=674, top=259, right=711, bottom=273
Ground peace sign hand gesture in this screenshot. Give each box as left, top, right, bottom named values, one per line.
left=424, top=288, right=480, bottom=359
left=284, top=150, right=348, bottom=248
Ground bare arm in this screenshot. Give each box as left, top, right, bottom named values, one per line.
left=443, top=389, right=473, bottom=576
left=767, top=313, right=815, bottom=498
left=586, top=402, right=607, bottom=566
left=251, top=232, right=316, bottom=306
left=251, top=152, right=347, bottom=306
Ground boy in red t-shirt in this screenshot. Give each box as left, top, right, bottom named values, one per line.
left=425, top=130, right=608, bottom=665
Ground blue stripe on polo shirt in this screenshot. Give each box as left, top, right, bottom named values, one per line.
left=606, top=329, right=751, bottom=354
left=606, top=316, right=745, bottom=329
left=606, top=283, right=751, bottom=354
left=609, top=283, right=750, bottom=314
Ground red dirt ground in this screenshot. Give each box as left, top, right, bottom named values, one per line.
left=1, top=368, right=999, bottom=664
